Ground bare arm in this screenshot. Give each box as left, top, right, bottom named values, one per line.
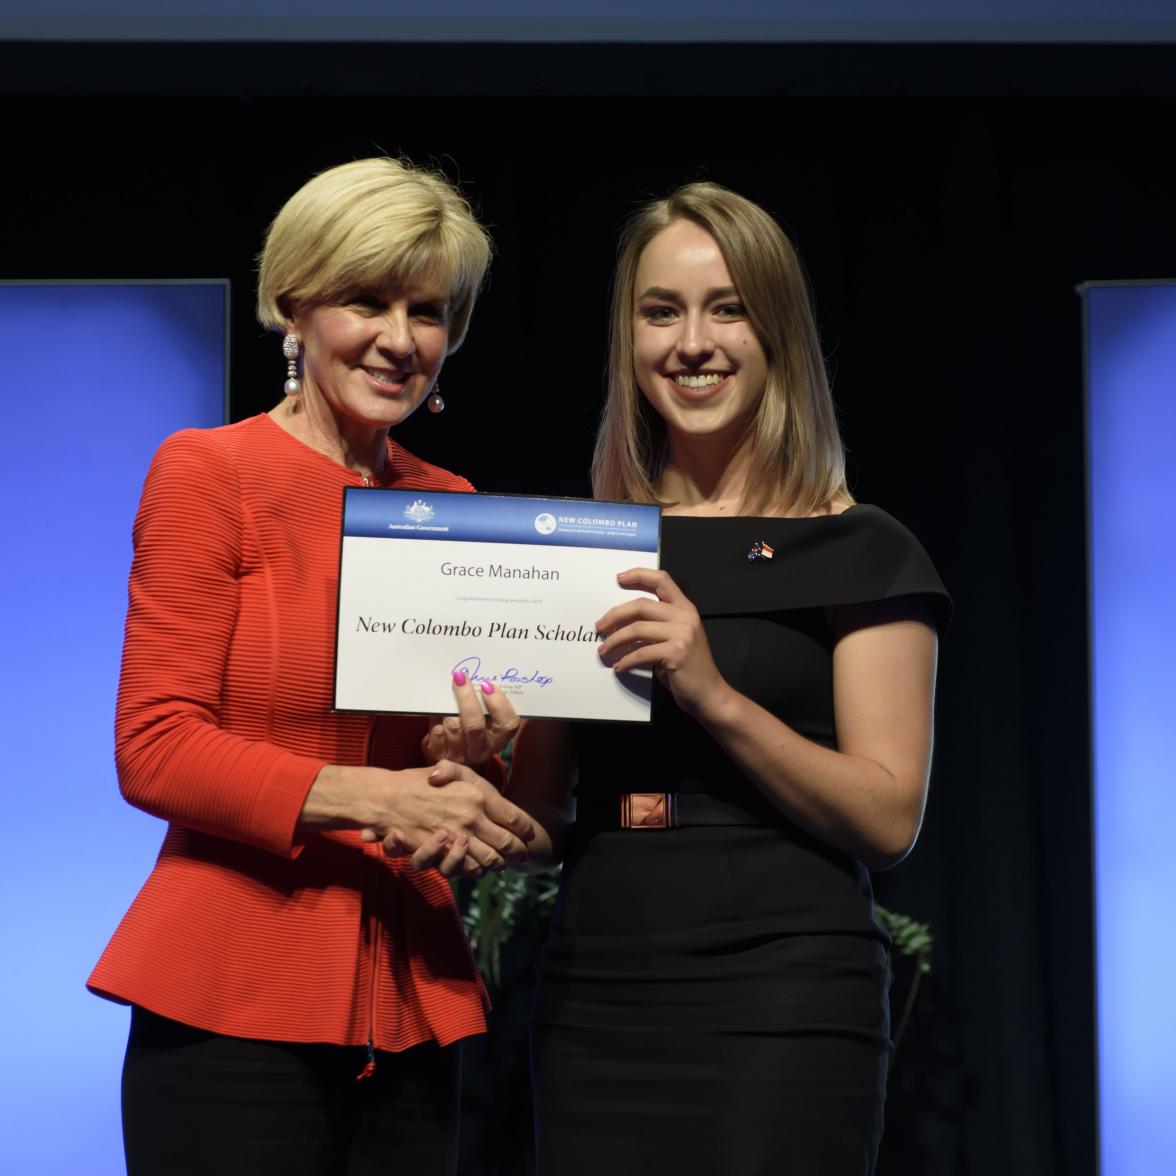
left=698, top=603, right=936, bottom=868
left=598, top=570, right=938, bottom=870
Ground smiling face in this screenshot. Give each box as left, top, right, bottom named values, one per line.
left=293, top=276, right=450, bottom=435
left=632, top=219, right=769, bottom=451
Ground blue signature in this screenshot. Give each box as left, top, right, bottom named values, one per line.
left=452, top=655, right=553, bottom=689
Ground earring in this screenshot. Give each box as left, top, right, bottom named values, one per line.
left=427, top=385, right=445, bottom=414
left=282, top=333, right=301, bottom=395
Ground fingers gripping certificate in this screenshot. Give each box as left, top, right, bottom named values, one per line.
left=333, top=489, right=661, bottom=722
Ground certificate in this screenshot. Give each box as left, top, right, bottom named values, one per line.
left=333, top=488, right=661, bottom=722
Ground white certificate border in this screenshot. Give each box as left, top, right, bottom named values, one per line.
left=330, top=487, right=662, bottom=723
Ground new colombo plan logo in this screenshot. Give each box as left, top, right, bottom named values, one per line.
left=534, top=512, right=557, bottom=535
left=404, top=500, right=435, bottom=523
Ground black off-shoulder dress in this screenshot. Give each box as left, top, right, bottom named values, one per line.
left=531, top=506, right=950, bottom=1176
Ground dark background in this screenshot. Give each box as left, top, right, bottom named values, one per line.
left=7, top=39, right=1174, bottom=1175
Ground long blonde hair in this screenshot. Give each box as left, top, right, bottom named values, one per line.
left=592, top=182, right=850, bottom=516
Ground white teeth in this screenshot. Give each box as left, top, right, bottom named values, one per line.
left=364, top=366, right=403, bottom=386
left=674, top=373, right=724, bottom=389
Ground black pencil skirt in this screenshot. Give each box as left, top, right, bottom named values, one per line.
left=531, top=825, right=892, bottom=1176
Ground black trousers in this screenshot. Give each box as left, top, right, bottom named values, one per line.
left=122, top=1007, right=461, bottom=1176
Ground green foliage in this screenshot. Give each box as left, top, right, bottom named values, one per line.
left=875, top=904, right=933, bottom=1062
left=462, top=867, right=560, bottom=990
left=875, top=904, right=934, bottom=974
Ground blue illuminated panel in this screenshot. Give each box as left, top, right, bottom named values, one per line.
left=1085, top=281, right=1176, bottom=1175
left=0, top=283, right=227, bottom=1175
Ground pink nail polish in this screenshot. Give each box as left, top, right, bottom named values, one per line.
left=452, top=670, right=468, bottom=687
left=480, top=680, right=494, bottom=695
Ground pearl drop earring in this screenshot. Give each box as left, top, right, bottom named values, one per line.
left=427, top=385, right=445, bottom=414
left=282, top=333, right=301, bottom=395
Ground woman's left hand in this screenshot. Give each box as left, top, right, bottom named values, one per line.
left=420, top=671, right=521, bottom=767
left=596, top=568, right=731, bottom=720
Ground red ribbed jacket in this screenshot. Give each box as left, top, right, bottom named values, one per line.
left=88, top=414, right=489, bottom=1049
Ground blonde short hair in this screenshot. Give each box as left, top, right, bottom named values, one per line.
left=256, top=157, right=491, bottom=353
left=592, top=181, right=851, bottom=516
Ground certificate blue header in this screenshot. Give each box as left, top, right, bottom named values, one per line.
left=342, top=488, right=660, bottom=552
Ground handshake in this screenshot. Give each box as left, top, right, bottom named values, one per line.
left=306, top=670, right=551, bottom=880
left=361, top=757, right=539, bottom=880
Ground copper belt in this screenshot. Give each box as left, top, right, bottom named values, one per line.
left=605, top=792, right=773, bottom=830
left=618, top=792, right=679, bottom=830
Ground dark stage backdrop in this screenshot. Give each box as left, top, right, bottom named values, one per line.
left=6, top=42, right=1174, bottom=1176
left=5, top=0, right=1176, bottom=42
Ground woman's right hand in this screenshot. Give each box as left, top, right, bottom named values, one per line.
left=300, top=760, right=535, bottom=877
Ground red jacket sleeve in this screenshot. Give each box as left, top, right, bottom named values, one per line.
left=114, top=431, right=326, bottom=857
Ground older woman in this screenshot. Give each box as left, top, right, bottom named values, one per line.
left=475, top=183, right=950, bottom=1174
left=88, top=158, right=536, bottom=1176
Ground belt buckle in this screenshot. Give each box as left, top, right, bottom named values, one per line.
left=619, top=792, right=677, bottom=830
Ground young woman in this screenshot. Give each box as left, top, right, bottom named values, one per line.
left=507, top=182, right=948, bottom=1174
